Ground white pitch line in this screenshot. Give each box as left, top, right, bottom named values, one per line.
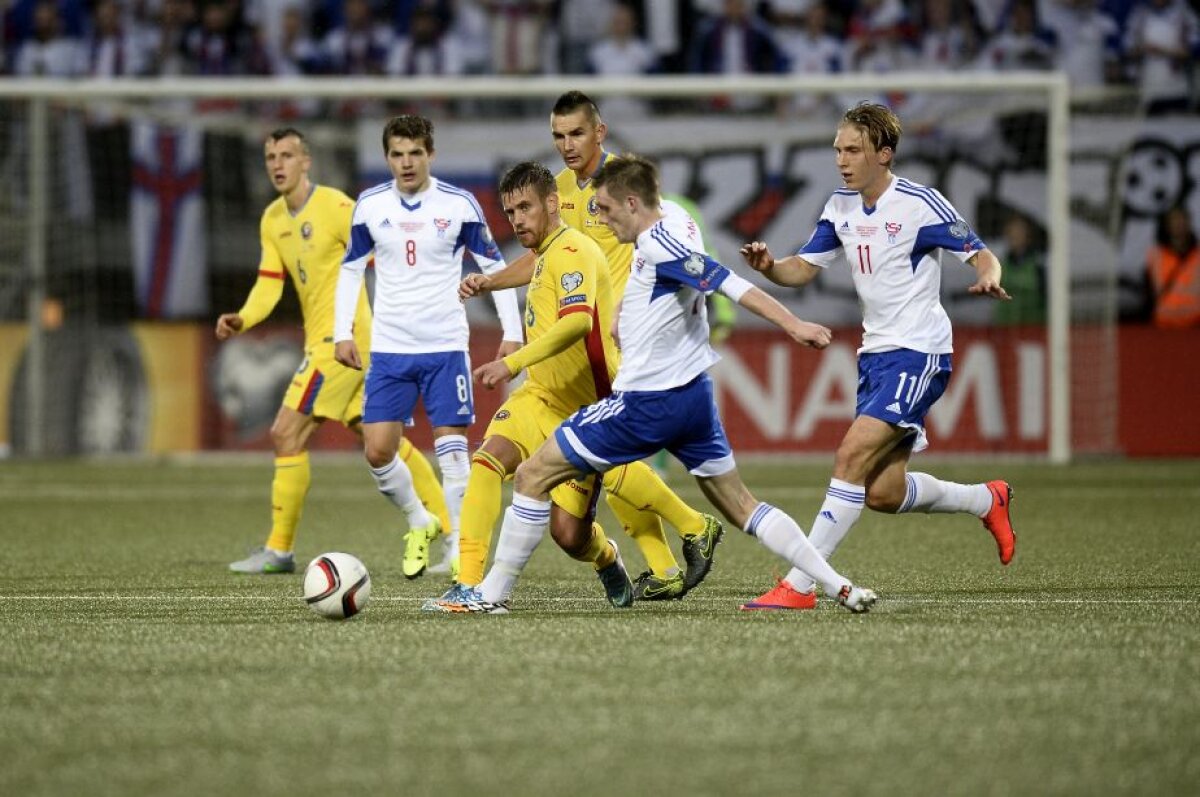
left=1, top=485, right=1197, bottom=502
left=0, top=595, right=1191, bottom=606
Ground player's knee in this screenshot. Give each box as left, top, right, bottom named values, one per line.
left=471, top=450, right=510, bottom=480
left=364, top=443, right=395, bottom=470
left=512, top=459, right=547, bottom=496
left=549, top=514, right=589, bottom=556
left=865, top=483, right=903, bottom=514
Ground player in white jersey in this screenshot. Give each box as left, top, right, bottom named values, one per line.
left=334, top=115, right=524, bottom=578
left=465, top=155, right=878, bottom=614
left=739, top=102, right=1018, bottom=611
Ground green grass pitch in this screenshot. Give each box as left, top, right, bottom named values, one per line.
left=1, top=457, right=1198, bottom=796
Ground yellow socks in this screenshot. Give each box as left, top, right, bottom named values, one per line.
left=605, top=462, right=705, bottom=537
left=265, top=452, right=311, bottom=553
left=457, top=450, right=507, bottom=586
left=399, top=437, right=451, bottom=534
left=568, top=521, right=615, bottom=570
left=605, top=491, right=679, bottom=577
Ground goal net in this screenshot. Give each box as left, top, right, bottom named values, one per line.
left=0, top=75, right=1128, bottom=461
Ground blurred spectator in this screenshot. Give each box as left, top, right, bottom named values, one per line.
left=145, top=0, right=197, bottom=76
left=266, top=5, right=324, bottom=76
left=586, top=3, right=655, bottom=117
left=1040, top=0, right=1122, bottom=90
left=480, top=0, right=553, bottom=76
left=993, top=214, right=1047, bottom=325
left=445, top=0, right=491, bottom=73
left=636, top=0, right=696, bottom=74
left=13, top=0, right=84, bottom=76
left=916, top=0, right=983, bottom=71
left=387, top=5, right=461, bottom=76
left=978, top=0, right=1055, bottom=71
left=182, top=0, right=264, bottom=76
left=85, top=0, right=153, bottom=77
left=688, top=0, right=786, bottom=75
left=321, top=0, right=392, bottom=74
left=846, top=0, right=916, bottom=74
left=1144, top=205, right=1200, bottom=328
left=558, top=0, right=615, bottom=74
left=243, top=0, right=310, bottom=61
left=773, top=2, right=845, bottom=116
left=1124, top=0, right=1200, bottom=114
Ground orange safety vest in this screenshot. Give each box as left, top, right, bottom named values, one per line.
left=1147, top=244, right=1200, bottom=328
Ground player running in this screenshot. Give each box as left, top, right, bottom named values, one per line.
left=457, top=155, right=878, bottom=614
left=220, top=127, right=450, bottom=575
left=425, top=161, right=637, bottom=612
left=334, top=115, right=525, bottom=579
left=739, top=102, right=1016, bottom=610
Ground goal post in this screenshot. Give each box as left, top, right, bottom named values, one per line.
left=0, top=73, right=1081, bottom=460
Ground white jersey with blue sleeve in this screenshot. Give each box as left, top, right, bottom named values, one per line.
left=334, top=177, right=523, bottom=353
left=615, top=211, right=748, bottom=392
left=797, top=176, right=987, bottom=355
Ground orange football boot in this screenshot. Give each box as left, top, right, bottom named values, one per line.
left=982, top=480, right=1016, bottom=565
left=740, top=580, right=818, bottom=611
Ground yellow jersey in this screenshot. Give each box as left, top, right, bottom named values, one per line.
left=521, top=224, right=620, bottom=417
left=555, top=152, right=635, bottom=298
left=239, top=184, right=371, bottom=349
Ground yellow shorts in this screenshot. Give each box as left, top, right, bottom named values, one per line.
left=485, top=386, right=598, bottom=519
left=282, top=342, right=365, bottom=427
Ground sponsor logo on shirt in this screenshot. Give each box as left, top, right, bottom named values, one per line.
left=839, top=221, right=851, bottom=233
left=399, top=221, right=423, bottom=233
left=561, top=271, right=584, bottom=292
left=379, top=218, right=391, bottom=228
left=561, top=202, right=575, bottom=210
left=855, top=225, right=878, bottom=237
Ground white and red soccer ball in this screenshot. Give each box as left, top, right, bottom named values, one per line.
left=303, top=552, right=371, bottom=619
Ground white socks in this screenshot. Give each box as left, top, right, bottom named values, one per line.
left=370, top=455, right=432, bottom=528
left=899, top=472, right=991, bottom=517
left=435, top=435, right=470, bottom=533
left=478, top=492, right=549, bottom=603
left=785, top=479, right=865, bottom=594
left=744, top=502, right=848, bottom=598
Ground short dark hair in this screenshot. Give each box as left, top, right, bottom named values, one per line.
left=267, top=127, right=308, bottom=153
left=840, top=102, right=902, bottom=155
left=499, top=161, right=556, bottom=200
left=551, top=90, right=601, bottom=126
left=593, top=154, right=659, bottom=208
left=382, top=115, right=434, bottom=153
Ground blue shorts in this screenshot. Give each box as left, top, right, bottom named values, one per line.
left=555, top=373, right=734, bottom=477
left=857, top=349, right=951, bottom=453
left=363, top=351, right=474, bottom=427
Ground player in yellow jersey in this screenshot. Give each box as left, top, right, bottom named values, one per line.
left=545, top=90, right=724, bottom=600
left=423, top=161, right=635, bottom=611
left=219, top=128, right=450, bottom=576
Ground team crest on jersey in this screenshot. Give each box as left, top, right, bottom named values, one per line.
left=587, top=196, right=598, bottom=216
left=949, top=219, right=971, bottom=239
left=525, top=306, right=535, bottom=327
left=634, top=256, right=646, bottom=272
left=885, top=221, right=902, bottom=243
left=561, top=271, right=584, bottom=292
left=301, top=222, right=313, bottom=239
left=684, top=252, right=705, bottom=276
left=433, top=218, right=452, bottom=238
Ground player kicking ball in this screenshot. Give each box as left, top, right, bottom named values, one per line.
left=457, top=155, right=877, bottom=614
left=739, top=102, right=1016, bottom=611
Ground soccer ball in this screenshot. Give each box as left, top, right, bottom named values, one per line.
left=303, top=552, right=372, bottom=619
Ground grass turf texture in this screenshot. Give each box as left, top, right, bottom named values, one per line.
left=1, top=458, right=1198, bottom=797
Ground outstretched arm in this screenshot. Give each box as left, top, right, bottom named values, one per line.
left=740, top=241, right=822, bottom=287
left=735, top=286, right=832, bottom=349
left=967, top=249, right=1011, bottom=301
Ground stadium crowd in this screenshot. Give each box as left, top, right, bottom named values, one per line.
left=3, top=0, right=1198, bottom=111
